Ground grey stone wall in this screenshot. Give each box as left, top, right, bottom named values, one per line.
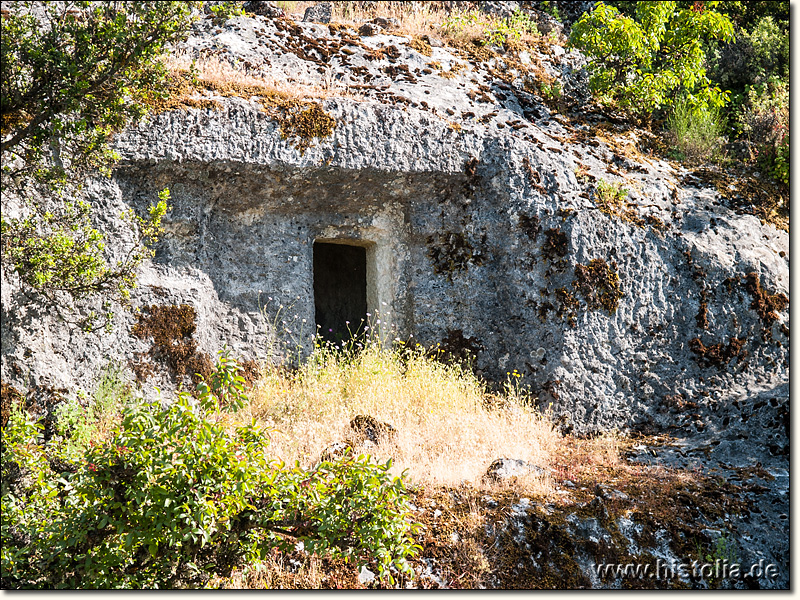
left=1, top=12, right=788, bottom=442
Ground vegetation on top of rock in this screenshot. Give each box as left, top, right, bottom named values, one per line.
left=570, top=1, right=734, bottom=118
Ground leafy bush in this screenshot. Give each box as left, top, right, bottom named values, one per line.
left=740, top=16, right=789, bottom=85
left=442, top=7, right=538, bottom=47
left=539, top=1, right=561, bottom=23
left=666, top=97, right=726, bottom=162
left=1, top=192, right=169, bottom=332
left=708, top=15, right=788, bottom=112
left=570, top=1, right=734, bottom=118
left=208, top=1, right=246, bottom=25
left=53, top=364, right=134, bottom=461
left=1, top=356, right=421, bottom=588
left=739, top=79, right=788, bottom=185
left=595, top=179, right=628, bottom=208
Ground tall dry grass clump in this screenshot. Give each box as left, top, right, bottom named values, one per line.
left=243, top=342, right=561, bottom=489
left=161, top=52, right=358, bottom=102
left=277, top=1, right=451, bottom=39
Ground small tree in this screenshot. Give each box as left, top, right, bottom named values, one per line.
left=569, top=1, right=735, bottom=119
left=1, top=1, right=199, bottom=330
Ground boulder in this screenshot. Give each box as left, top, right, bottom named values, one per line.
left=302, top=2, right=331, bottom=23
left=350, top=415, right=397, bottom=444
left=358, top=22, right=383, bottom=36
left=484, top=458, right=545, bottom=482
left=318, top=440, right=353, bottom=462
left=242, top=1, right=284, bottom=18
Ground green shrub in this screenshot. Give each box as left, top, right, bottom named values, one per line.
left=53, top=363, right=134, bottom=460
left=442, top=7, right=538, bottom=47
left=743, top=16, right=789, bottom=84
left=539, top=1, right=561, bottom=22
left=490, top=8, right=539, bottom=45
left=209, top=1, right=246, bottom=25
left=1, top=2, right=195, bottom=330
left=570, top=1, right=734, bottom=118
left=666, top=97, right=726, bottom=162
left=740, top=79, right=788, bottom=185
left=1, top=356, right=421, bottom=588
left=595, top=179, right=628, bottom=207
left=707, top=15, right=788, bottom=119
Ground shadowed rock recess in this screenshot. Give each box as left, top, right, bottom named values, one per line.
left=0, top=2, right=788, bottom=589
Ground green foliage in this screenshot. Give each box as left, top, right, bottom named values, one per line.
left=442, top=7, right=538, bottom=47
left=441, top=8, right=483, bottom=36
left=740, top=16, right=789, bottom=84
left=1, top=190, right=169, bottom=331
left=739, top=79, right=788, bottom=185
left=539, top=1, right=561, bottom=23
left=196, top=348, right=248, bottom=415
left=705, top=532, right=738, bottom=565
left=0, top=1, right=198, bottom=329
left=569, top=1, right=734, bottom=118
left=595, top=179, right=629, bottom=207
left=1, top=1, right=197, bottom=181
left=708, top=15, right=788, bottom=109
left=666, top=97, right=726, bottom=162
left=1, top=357, right=421, bottom=588
left=208, top=1, right=246, bottom=25
left=486, top=9, right=538, bottom=46
left=713, top=1, right=788, bottom=31
left=538, top=79, right=562, bottom=103
left=53, top=363, right=134, bottom=460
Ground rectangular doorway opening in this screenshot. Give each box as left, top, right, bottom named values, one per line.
left=313, top=241, right=368, bottom=345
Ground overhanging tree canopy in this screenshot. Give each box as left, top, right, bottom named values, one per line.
left=1, top=1, right=199, bottom=330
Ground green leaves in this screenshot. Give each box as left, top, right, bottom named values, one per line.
left=570, top=1, right=734, bottom=118
left=196, top=348, right=249, bottom=415
left=0, top=188, right=171, bottom=331
left=1, top=2, right=197, bottom=330
left=1, top=357, right=422, bottom=588
left=2, top=2, right=198, bottom=178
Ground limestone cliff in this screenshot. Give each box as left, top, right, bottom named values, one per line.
left=0, top=2, right=788, bottom=588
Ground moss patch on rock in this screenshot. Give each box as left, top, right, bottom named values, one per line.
left=408, top=36, right=433, bottom=57
left=573, top=259, right=623, bottom=314
left=517, top=213, right=540, bottom=239
left=554, top=287, right=579, bottom=328
left=427, top=231, right=485, bottom=278
left=131, top=303, right=213, bottom=389
left=435, top=329, right=484, bottom=366
left=542, top=228, right=568, bottom=261
left=278, top=102, right=336, bottom=154
left=744, top=272, right=788, bottom=334
left=689, top=336, right=746, bottom=368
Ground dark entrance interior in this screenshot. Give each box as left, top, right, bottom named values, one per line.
left=313, top=241, right=367, bottom=344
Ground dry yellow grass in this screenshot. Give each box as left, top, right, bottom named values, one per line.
left=276, top=1, right=473, bottom=42
left=237, top=343, right=562, bottom=490
left=161, top=53, right=361, bottom=103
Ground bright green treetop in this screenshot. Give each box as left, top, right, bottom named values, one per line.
left=570, top=1, right=735, bottom=118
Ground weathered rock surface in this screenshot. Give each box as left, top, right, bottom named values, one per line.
left=303, top=2, right=332, bottom=23
left=350, top=414, right=397, bottom=444
left=0, top=4, right=788, bottom=588
left=484, top=457, right=545, bottom=482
